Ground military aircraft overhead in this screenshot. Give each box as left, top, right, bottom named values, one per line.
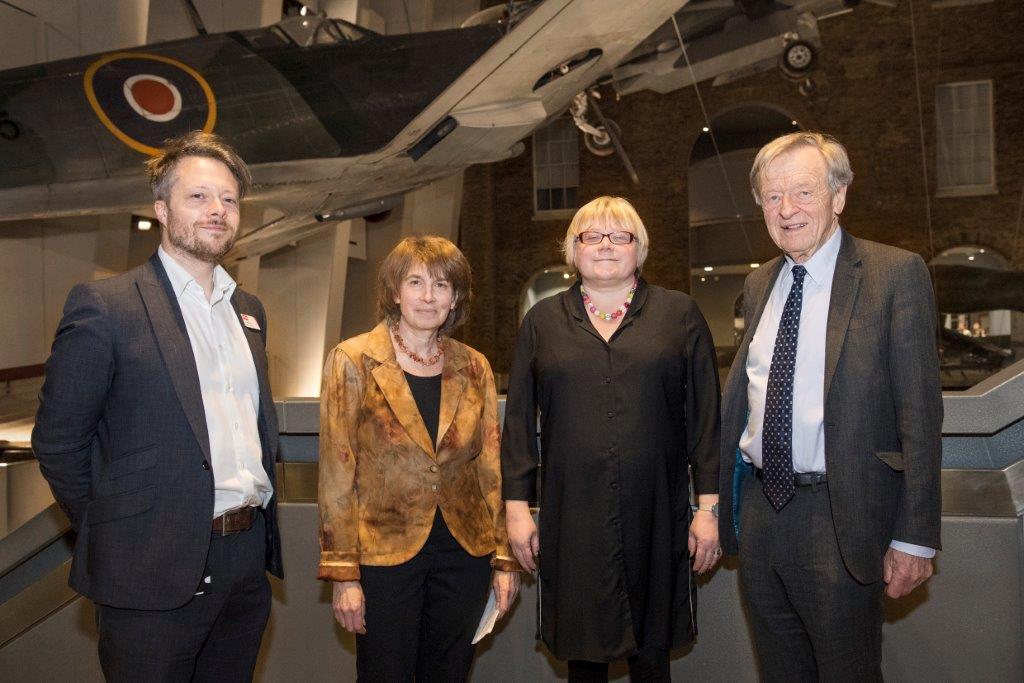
left=609, top=0, right=892, bottom=98
left=0, top=0, right=689, bottom=263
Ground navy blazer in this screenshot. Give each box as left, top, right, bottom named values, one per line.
left=32, top=254, right=283, bottom=610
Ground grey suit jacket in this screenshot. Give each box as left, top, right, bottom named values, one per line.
left=32, top=254, right=283, bottom=610
left=718, top=232, right=943, bottom=584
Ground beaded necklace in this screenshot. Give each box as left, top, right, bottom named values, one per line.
left=580, top=278, right=638, bottom=321
left=390, top=322, right=444, bottom=366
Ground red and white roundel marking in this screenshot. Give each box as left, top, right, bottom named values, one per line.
left=123, top=74, right=182, bottom=122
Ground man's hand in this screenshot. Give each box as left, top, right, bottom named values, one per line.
left=332, top=580, right=366, bottom=634
left=506, top=500, right=539, bottom=572
left=883, top=547, right=934, bottom=599
left=492, top=570, right=521, bottom=619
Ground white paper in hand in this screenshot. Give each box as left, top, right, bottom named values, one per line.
left=472, top=589, right=499, bottom=644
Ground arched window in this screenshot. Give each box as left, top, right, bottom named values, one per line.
left=520, top=265, right=574, bottom=321
left=930, top=245, right=1016, bottom=389
left=688, top=103, right=797, bottom=354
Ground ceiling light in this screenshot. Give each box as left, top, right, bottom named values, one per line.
left=562, top=272, right=570, bottom=279
left=750, top=262, right=760, bottom=268
left=300, top=5, right=308, bottom=15
left=137, top=219, right=152, bottom=231
left=700, top=277, right=706, bottom=282
left=701, top=126, right=709, bottom=133
left=967, top=255, right=975, bottom=261
left=703, top=266, right=713, bottom=272
left=978, top=248, right=986, bottom=253
left=791, top=120, right=798, bottom=126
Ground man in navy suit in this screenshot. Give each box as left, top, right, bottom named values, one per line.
left=33, top=131, right=282, bottom=681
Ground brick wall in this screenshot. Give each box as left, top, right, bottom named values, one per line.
left=460, top=0, right=1024, bottom=373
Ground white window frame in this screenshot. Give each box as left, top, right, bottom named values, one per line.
left=934, top=79, right=997, bottom=198
left=532, top=117, right=580, bottom=220
left=931, top=0, right=994, bottom=8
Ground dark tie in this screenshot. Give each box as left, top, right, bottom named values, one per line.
left=762, top=264, right=807, bottom=511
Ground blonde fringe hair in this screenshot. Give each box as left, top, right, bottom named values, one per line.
left=561, top=196, right=650, bottom=272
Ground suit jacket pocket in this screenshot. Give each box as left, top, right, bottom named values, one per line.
left=87, top=486, right=156, bottom=525
left=848, top=308, right=882, bottom=330
left=106, top=445, right=159, bottom=479
left=874, top=451, right=905, bottom=471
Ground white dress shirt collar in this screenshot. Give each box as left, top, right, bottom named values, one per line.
left=157, top=246, right=236, bottom=304
left=781, top=225, right=843, bottom=288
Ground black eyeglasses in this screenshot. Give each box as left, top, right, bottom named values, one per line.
left=576, top=231, right=636, bottom=245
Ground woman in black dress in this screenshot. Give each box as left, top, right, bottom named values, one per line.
left=501, top=196, right=722, bottom=681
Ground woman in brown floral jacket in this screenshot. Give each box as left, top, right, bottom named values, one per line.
left=318, top=235, right=520, bottom=681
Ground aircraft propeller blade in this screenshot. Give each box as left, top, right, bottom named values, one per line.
left=586, top=92, right=640, bottom=186
left=179, top=0, right=208, bottom=35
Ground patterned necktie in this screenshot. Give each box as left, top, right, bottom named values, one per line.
left=762, top=264, right=807, bottom=511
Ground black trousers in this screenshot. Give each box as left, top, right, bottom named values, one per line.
left=356, top=510, right=491, bottom=682
left=96, top=512, right=271, bottom=682
left=739, top=474, right=884, bottom=683
left=567, top=646, right=671, bottom=682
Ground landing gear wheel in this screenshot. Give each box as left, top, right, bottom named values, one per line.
left=781, top=40, right=815, bottom=76
left=584, top=119, right=620, bottom=157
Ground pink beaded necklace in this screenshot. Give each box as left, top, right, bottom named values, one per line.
left=580, top=278, right=638, bottom=321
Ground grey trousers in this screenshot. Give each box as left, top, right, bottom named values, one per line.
left=738, top=474, right=884, bottom=683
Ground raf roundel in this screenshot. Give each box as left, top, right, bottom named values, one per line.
left=123, top=75, right=182, bottom=122
left=84, top=52, right=217, bottom=156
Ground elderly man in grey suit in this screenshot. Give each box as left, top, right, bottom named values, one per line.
left=718, top=132, right=942, bottom=681
left=32, top=131, right=281, bottom=681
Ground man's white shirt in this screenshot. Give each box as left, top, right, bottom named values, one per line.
left=158, top=247, right=272, bottom=518
left=739, top=229, right=933, bottom=558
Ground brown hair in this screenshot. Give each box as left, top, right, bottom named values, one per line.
left=376, top=235, right=472, bottom=334
left=145, top=131, right=253, bottom=201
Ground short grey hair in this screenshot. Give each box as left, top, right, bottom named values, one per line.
left=749, top=132, right=853, bottom=205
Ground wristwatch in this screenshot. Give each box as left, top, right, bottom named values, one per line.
left=693, top=503, right=719, bottom=518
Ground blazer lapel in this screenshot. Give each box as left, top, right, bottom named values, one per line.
left=366, top=324, right=436, bottom=458
left=230, top=292, right=276, bottom=452
left=137, top=257, right=212, bottom=465
left=824, top=232, right=863, bottom=402
left=437, top=343, right=469, bottom=451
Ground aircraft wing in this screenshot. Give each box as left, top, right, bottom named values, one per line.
left=355, top=0, right=692, bottom=168
left=230, top=0, right=691, bottom=258
left=608, top=0, right=852, bottom=96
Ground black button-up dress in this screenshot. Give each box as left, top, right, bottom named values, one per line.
left=501, top=279, right=721, bottom=662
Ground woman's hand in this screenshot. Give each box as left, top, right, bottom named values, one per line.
left=332, top=580, right=366, bottom=634
left=505, top=500, right=539, bottom=572
left=689, top=497, right=722, bottom=575
left=492, top=570, right=521, bottom=619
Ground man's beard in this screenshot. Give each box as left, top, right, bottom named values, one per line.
left=164, top=213, right=237, bottom=263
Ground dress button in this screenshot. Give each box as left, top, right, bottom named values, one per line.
left=604, top=377, right=611, bottom=384
left=202, top=461, right=210, bottom=470
left=429, top=465, right=438, bottom=473
left=610, top=481, right=618, bottom=490
left=606, top=411, right=614, bottom=419
left=431, top=484, right=438, bottom=492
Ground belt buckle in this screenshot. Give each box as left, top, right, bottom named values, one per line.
left=218, top=510, right=230, bottom=537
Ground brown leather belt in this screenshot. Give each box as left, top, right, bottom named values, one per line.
left=212, top=507, right=257, bottom=535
